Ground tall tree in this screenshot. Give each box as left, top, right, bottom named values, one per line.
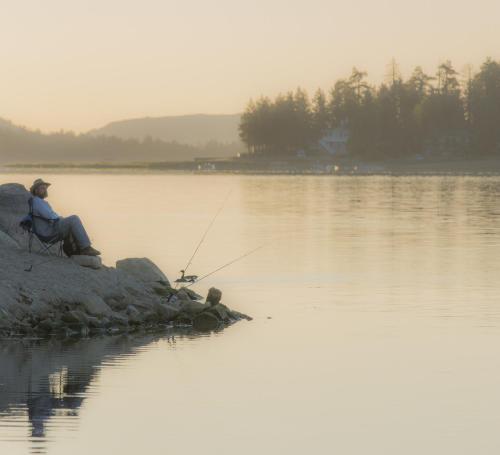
left=348, top=67, right=370, bottom=100
left=408, top=66, right=434, bottom=95
left=468, top=58, right=500, bottom=155
left=312, top=89, right=329, bottom=137
left=386, top=58, right=402, bottom=86
left=437, top=60, right=460, bottom=94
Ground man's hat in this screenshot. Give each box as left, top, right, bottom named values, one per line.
left=30, top=178, right=51, bottom=194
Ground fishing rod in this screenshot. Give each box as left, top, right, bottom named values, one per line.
left=183, top=189, right=232, bottom=274
left=184, top=244, right=265, bottom=288
left=175, top=190, right=232, bottom=285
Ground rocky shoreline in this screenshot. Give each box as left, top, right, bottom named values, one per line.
left=0, top=183, right=251, bottom=338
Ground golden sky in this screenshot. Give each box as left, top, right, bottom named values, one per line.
left=1, top=0, right=498, bottom=132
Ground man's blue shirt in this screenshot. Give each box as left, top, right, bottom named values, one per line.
left=31, top=196, right=60, bottom=238
left=32, top=196, right=60, bottom=220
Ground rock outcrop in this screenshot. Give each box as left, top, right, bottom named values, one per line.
left=71, top=255, right=103, bottom=269
left=0, top=183, right=251, bottom=337
left=116, top=257, right=170, bottom=287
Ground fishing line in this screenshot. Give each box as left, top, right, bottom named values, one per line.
left=185, top=244, right=265, bottom=288
left=182, top=189, right=232, bottom=275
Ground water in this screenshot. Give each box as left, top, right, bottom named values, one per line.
left=1, top=173, right=500, bottom=454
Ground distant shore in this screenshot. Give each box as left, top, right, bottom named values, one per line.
left=3, top=157, right=500, bottom=176
left=379, top=157, right=500, bottom=175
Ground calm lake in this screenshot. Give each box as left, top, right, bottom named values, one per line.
left=1, top=173, right=500, bottom=454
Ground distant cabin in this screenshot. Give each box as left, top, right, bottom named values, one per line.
left=318, top=127, right=349, bottom=156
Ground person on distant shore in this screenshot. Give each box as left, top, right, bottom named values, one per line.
left=29, top=178, right=101, bottom=256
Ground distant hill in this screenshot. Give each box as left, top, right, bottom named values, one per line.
left=89, top=113, right=242, bottom=145
left=0, top=115, right=244, bottom=164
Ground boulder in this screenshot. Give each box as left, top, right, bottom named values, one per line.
left=181, top=287, right=203, bottom=301
left=153, top=286, right=174, bottom=297
left=207, top=303, right=231, bottom=323
left=176, top=289, right=192, bottom=302
left=0, top=231, right=20, bottom=250
left=78, top=295, right=113, bottom=317
left=0, top=183, right=31, bottom=248
left=106, top=296, right=128, bottom=311
left=206, top=287, right=222, bottom=306
left=193, top=312, right=220, bottom=331
left=126, top=305, right=144, bottom=325
left=71, top=255, right=102, bottom=269
left=0, top=307, right=13, bottom=329
left=37, top=318, right=57, bottom=333
left=154, top=303, right=180, bottom=322
left=230, top=310, right=253, bottom=321
left=116, top=257, right=170, bottom=287
left=142, top=310, right=160, bottom=323
left=61, top=310, right=88, bottom=325
left=29, top=301, right=52, bottom=320
left=126, top=304, right=141, bottom=317
left=179, top=300, right=208, bottom=316
left=86, top=316, right=104, bottom=329
left=108, top=312, right=129, bottom=327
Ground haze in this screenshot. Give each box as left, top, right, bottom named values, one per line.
left=1, top=0, right=498, bottom=132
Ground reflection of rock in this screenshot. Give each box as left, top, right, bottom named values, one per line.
left=0, top=332, right=201, bottom=442
left=193, top=312, right=220, bottom=331
left=28, top=393, right=85, bottom=438
left=0, top=183, right=251, bottom=337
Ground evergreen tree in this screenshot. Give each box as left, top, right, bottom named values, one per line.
left=238, top=58, right=500, bottom=161
left=468, top=58, right=500, bottom=155
left=312, top=89, right=329, bottom=137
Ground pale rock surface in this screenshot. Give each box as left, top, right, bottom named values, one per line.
left=0, top=230, right=20, bottom=249
left=71, top=255, right=102, bottom=269
left=116, top=257, right=170, bottom=287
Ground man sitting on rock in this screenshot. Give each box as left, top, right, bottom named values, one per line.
left=30, top=178, right=101, bottom=256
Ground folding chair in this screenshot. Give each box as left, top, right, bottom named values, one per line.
left=19, top=197, right=64, bottom=257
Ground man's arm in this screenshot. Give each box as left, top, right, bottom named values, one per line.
left=32, top=197, right=60, bottom=220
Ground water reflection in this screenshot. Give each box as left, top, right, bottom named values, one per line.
left=2, top=174, right=500, bottom=454
left=0, top=329, right=205, bottom=453
left=237, top=176, right=500, bottom=322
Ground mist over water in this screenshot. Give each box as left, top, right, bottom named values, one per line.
left=1, top=173, right=500, bottom=454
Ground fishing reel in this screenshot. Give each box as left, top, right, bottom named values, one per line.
left=175, top=269, right=198, bottom=283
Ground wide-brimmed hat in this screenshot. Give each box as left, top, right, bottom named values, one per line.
left=30, top=178, right=51, bottom=194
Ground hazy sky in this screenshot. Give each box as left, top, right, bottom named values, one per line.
left=1, top=0, right=499, bottom=132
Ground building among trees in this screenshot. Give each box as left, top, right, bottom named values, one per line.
left=318, top=126, right=350, bottom=157
left=238, top=58, right=500, bottom=164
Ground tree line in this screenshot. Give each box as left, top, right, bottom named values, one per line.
left=0, top=123, right=243, bottom=164
left=239, top=58, right=500, bottom=160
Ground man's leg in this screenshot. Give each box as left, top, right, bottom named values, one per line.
left=57, top=215, right=91, bottom=250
